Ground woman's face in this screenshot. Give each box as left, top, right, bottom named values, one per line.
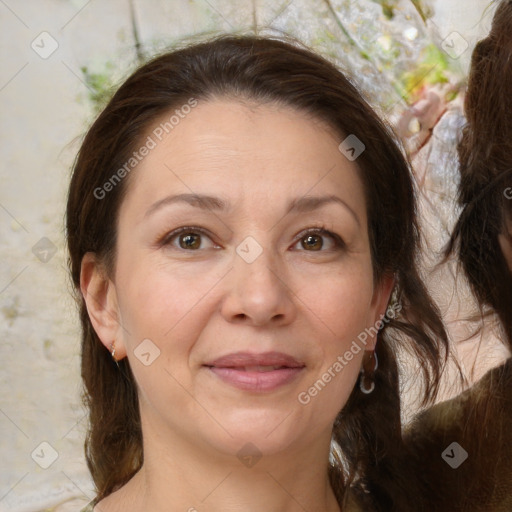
left=83, top=98, right=393, bottom=460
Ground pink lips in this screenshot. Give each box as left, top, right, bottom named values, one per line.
left=204, top=351, right=305, bottom=392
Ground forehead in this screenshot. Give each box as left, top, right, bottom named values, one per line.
left=119, top=98, right=367, bottom=222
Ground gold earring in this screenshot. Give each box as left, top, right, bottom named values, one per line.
left=359, top=350, right=378, bottom=394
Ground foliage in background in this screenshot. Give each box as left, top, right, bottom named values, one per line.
left=78, top=0, right=462, bottom=115
left=398, top=43, right=450, bottom=101
left=371, top=0, right=434, bottom=21
left=80, top=62, right=117, bottom=115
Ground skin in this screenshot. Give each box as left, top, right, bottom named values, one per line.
left=81, top=98, right=394, bottom=512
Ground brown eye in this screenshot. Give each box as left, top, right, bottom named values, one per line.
left=302, top=234, right=323, bottom=251
left=178, top=232, right=202, bottom=250
left=295, top=228, right=345, bottom=253
left=161, top=227, right=215, bottom=251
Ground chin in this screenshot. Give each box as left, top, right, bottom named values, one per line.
left=210, top=429, right=300, bottom=462
left=200, top=408, right=305, bottom=455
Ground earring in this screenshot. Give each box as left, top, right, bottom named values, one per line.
left=359, top=350, right=378, bottom=394
left=110, top=341, right=120, bottom=368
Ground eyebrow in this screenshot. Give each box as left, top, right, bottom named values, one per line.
left=144, top=193, right=360, bottom=226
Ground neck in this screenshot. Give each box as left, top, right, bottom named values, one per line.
left=105, top=416, right=342, bottom=512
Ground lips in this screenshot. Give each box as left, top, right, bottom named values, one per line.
left=204, top=351, right=305, bottom=392
left=204, top=351, right=305, bottom=369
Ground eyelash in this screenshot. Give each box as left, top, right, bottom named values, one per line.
left=157, top=225, right=345, bottom=253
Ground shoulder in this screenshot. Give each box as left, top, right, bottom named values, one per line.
left=407, top=356, right=512, bottom=435
left=403, top=357, right=512, bottom=511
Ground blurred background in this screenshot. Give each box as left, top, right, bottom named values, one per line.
left=0, top=0, right=506, bottom=510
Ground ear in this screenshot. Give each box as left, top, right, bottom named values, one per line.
left=366, top=273, right=395, bottom=351
left=80, top=252, right=127, bottom=360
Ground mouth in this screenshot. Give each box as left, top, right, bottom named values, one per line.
left=203, top=351, right=305, bottom=392
left=204, top=351, right=304, bottom=368
left=218, top=364, right=292, bottom=372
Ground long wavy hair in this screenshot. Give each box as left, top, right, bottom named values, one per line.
left=445, top=0, right=512, bottom=348
left=66, top=33, right=452, bottom=511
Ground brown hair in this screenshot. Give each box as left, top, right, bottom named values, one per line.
left=66, top=34, right=451, bottom=510
left=445, top=0, right=512, bottom=347
left=402, top=5, right=512, bottom=509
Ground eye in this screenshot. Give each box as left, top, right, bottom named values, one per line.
left=158, top=225, right=345, bottom=252
left=160, top=226, right=216, bottom=251
left=293, top=226, right=345, bottom=252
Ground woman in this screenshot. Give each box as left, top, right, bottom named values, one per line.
left=67, top=34, right=451, bottom=511
left=403, top=2, right=512, bottom=510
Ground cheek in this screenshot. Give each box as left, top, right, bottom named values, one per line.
left=115, top=262, right=213, bottom=406
left=115, top=256, right=224, bottom=379
left=116, top=253, right=207, bottom=333
left=304, top=264, right=374, bottom=390
left=307, top=262, right=375, bottom=340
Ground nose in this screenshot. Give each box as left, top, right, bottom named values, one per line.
left=220, top=240, right=297, bottom=327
